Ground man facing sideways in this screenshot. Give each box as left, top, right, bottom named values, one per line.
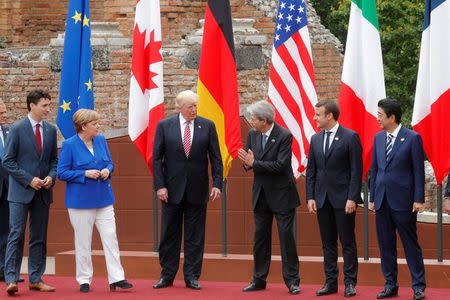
left=152, top=90, right=223, bottom=290
left=306, top=100, right=362, bottom=298
left=370, top=98, right=426, bottom=300
left=238, top=100, right=300, bottom=295
left=3, top=90, right=58, bottom=295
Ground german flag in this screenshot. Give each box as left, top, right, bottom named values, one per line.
left=197, top=0, right=242, bottom=178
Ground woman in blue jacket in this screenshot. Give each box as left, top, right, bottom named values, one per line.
left=57, top=109, right=132, bottom=293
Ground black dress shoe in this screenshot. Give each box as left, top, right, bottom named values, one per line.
left=316, top=283, right=338, bottom=296
left=17, top=278, right=25, bottom=283
left=242, top=281, right=266, bottom=292
left=376, top=287, right=398, bottom=299
left=80, top=283, right=90, bottom=293
left=288, top=284, right=300, bottom=295
left=185, top=279, right=201, bottom=290
left=344, top=284, right=356, bottom=297
left=110, top=279, right=133, bottom=292
left=153, top=278, right=173, bottom=289
left=413, top=289, right=425, bottom=300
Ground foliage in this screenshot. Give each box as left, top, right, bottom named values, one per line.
left=311, top=0, right=425, bottom=126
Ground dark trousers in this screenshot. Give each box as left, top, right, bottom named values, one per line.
left=253, top=192, right=299, bottom=287
left=376, top=198, right=426, bottom=290
left=317, top=199, right=358, bottom=286
left=4, top=192, right=50, bottom=284
left=0, top=194, right=8, bottom=277
left=158, top=195, right=207, bottom=282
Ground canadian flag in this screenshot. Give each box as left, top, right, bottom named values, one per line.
left=128, top=0, right=164, bottom=174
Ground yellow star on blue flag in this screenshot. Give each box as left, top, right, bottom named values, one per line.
left=57, top=0, right=94, bottom=139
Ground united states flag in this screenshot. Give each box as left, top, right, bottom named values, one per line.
left=268, top=0, right=318, bottom=177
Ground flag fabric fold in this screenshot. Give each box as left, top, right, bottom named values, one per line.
left=338, top=0, right=386, bottom=179
left=197, top=0, right=242, bottom=178
left=267, top=0, right=318, bottom=177
left=128, top=0, right=164, bottom=174
left=57, top=0, right=94, bottom=139
left=412, top=0, right=450, bottom=185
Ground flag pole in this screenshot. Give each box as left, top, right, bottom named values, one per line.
left=363, top=178, right=369, bottom=261
left=221, top=179, right=228, bottom=257
left=437, top=185, right=443, bottom=262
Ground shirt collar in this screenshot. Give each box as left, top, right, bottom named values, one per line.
left=28, top=114, right=42, bottom=128
left=326, top=122, right=339, bottom=134
left=179, top=113, right=194, bottom=125
left=387, top=123, right=402, bottom=138
left=262, top=123, right=275, bottom=137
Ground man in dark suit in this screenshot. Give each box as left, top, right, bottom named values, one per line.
left=444, top=174, right=450, bottom=214
left=369, top=98, right=426, bottom=300
left=152, top=90, right=223, bottom=290
left=238, top=100, right=300, bottom=295
left=306, top=100, right=362, bottom=298
left=3, top=90, right=58, bottom=295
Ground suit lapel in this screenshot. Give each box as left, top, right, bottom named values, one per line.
left=190, top=118, right=201, bottom=157
left=261, top=124, right=280, bottom=158
left=386, top=126, right=406, bottom=166
left=379, top=134, right=387, bottom=167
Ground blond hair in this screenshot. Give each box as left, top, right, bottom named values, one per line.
left=73, top=109, right=100, bottom=133
left=175, top=90, right=198, bottom=108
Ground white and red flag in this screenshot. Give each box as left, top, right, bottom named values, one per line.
left=128, top=0, right=164, bottom=174
left=267, top=0, right=318, bottom=177
left=338, top=0, right=386, bottom=179
left=412, top=0, right=450, bottom=185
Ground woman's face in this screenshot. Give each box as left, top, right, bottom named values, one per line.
left=82, top=119, right=100, bottom=138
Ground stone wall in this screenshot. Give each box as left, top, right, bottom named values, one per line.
left=0, top=0, right=343, bottom=129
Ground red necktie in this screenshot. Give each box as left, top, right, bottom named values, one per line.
left=35, top=123, right=42, bottom=155
left=183, top=121, right=191, bottom=157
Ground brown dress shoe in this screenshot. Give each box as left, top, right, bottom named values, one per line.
left=6, top=283, right=18, bottom=296
left=29, top=282, right=56, bottom=292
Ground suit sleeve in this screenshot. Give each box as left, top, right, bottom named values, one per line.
left=411, top=134, right=425, bottom=203
left=57, top=140, right=86, bottom=183
left=1, top=126, right=34, bottom=187
left=47, top=127, right=58, bottom=185
left=252, top=132, right=292, bottom=174
left=445, top=174, right=450, bottom=198
left=369, top=136, right=378, bottom=203
left=152, top=121, right=166, bottom=191
left=102, top=135, right=114, bottom=176
left=208, top=122, right=223, bottom=190
left=242, top=132, right=252, bottom=172
left=347, top=133, right=363, bottom=202
left=305, top=135, right=316, bottom=200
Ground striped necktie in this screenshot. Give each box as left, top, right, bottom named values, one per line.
left=385, top=133, right=394, bottom=161
left=183, top=121, right=191, bottom=157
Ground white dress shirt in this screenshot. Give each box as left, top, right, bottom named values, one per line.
left=323, top=122, right=339, bottom=153
left=179, top=113, right=194, bottom=145
left=28, top=114, right=43, bottom=146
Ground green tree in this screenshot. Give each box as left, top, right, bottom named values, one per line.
left=311, top=0, right=424, bottom=126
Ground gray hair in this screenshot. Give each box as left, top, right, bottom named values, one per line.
left=246, top=100, right=275, bottom=124
left=175, top=90, right=198, bottom=108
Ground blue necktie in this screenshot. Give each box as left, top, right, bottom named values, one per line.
left=386, top=134, right=394, bottom=161
left=262, top=134, right=268, bottom=150
left=0, top=132, right=4, bottom=157
left=324, top=131, right=332, bottom=156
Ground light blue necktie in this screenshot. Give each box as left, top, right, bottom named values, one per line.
left=0, top=131, right=4, bottom=157
left=262, top=134, right=268, bottom=150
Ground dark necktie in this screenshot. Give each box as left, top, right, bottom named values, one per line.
left=183, top=121, right=191, bottom=157
left=324, top=131, right=332, bottom=156
left=262, top=134, right=268, bottom=150
left=386, top=133, right=394, bottom=161
left=35, top=123, right=42, bottom=155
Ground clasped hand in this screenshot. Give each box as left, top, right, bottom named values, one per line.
left=238, top=148, right=254, bottom=167
left=85, top=168, right=110, bottom=180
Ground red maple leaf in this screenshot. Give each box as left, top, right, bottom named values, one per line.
left=131, top=26, right=163, bottom=93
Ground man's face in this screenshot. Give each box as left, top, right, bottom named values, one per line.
left=313, top=106, right=331, bottom=129
left=179, top=101, right=197, bottom=121
left=0, top=104, right=7, bottom=125
left=30, top=98, right=51, bottom=121
left=249, top=115, right=266, bottom=133
left=377, top=107, right=395, bottom=130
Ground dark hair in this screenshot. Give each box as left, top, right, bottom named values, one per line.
left=315, top=100, right=340, bottom=120
left=26, top=89, right=51, bottom=111
left=378, top=97, right=402, bottom=124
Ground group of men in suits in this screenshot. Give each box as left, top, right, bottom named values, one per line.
left=150, top=92, right=444, bottom=300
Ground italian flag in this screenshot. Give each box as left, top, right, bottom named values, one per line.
left=338, top=0, right=386, bottom=179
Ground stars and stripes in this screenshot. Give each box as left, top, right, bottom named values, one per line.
left=267, top=0, right=318, bottom=177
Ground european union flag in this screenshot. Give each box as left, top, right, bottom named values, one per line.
left=57, top=0, right=94, bottom=139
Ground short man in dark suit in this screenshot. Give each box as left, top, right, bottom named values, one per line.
left=369, top=98, right=426, bottom=300
left=444, top=174, right=450, bottom=214
left=3, top=90, right=58, bottom=295
left=306, top=100, right=362, bottom=298
left=238, top=100, right=300, bottom=295
left=152, top=90, right=223, bottom=290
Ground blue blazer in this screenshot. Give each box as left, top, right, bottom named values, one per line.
left=370, top=126, right=425, bottom=211
left=2, top=118, right=57, bottom=204
left=57, top=134, right=114, bottom=209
